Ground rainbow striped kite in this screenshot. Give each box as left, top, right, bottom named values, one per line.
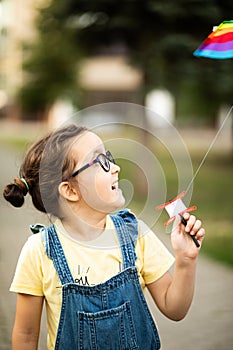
left=194, top=20, right=233, bottom=59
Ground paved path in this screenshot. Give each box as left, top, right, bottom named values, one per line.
left=0, top=140, right=233, bottom=350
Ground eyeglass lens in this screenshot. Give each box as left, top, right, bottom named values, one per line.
left=98, top=151, right=115, bottom=172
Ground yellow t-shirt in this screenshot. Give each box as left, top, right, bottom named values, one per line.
left=10, top=214, right=174, bottom=350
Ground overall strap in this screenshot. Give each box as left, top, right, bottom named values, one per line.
left=110, top=209, right=138, bottom=269
left=41, top=225, right=74, bottom=285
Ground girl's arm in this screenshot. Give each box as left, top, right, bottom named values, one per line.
left=147, top=213, right=205, bottom=321
left=12, top=293, right=44, bottom=350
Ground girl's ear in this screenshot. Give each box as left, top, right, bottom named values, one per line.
left=58, top=182, right=80, bottom=202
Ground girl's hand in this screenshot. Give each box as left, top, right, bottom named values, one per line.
left=171, top=212, right=205, bottom=261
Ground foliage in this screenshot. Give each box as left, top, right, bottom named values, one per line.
left=18, top=0, right=233, bottom=120
left=18, top=2, right=85, bottom=115
left=18, top=25, right=80, bottom=115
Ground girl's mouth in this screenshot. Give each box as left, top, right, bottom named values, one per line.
left=111, top=181, right=118, bottom=191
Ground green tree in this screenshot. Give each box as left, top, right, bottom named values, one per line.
left=18, top=0, right=233, bottom=123
left=18, top=18, right=80, bottom=118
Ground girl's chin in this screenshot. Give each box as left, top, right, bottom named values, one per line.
left=108, top=190, right=126, bottom=212
left=116, top=198, right=126, bottom=210
left=116, top=189, right=126, bottom=206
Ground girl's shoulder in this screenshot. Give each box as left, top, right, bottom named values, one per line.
left=26, top=230, right=44, bottom=247
left=21, top=225, right=48, bottom=259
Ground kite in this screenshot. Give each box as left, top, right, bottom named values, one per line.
left=193, top=20, right=233, bottom=59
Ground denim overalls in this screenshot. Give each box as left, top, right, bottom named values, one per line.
left=40, top=209, right=161, bottom=349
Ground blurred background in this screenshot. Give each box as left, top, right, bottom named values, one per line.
left=0, top=0, right=232, bottom=349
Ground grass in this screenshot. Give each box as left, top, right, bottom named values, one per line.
left=189, top=152, right=233, bottom=266
left=1, top=129, right=232, bottom=267
left=0, top=134, right=35, bottom=153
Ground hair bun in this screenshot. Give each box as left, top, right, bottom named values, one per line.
left=3, top=178, right=29, bottom=208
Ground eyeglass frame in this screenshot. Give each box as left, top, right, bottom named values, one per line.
left=68, top=150, right=115, bottom=179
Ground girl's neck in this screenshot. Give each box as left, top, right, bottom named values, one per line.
left=61, top=209, right=107, bottom=241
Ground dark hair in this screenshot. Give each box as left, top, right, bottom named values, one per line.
left=3, top=124, right=88, bottom=217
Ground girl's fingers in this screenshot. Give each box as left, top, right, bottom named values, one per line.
left=183, top=212, right=190, bottom=221
left=174, top=213, right=205, bottom=241
left=195, top=228, right=205, bottom=242
left=190, top=219, right=202, bottom=236
left=184, top=216, right=204, bottom=240
left=184, top=215, right=196, bottom=233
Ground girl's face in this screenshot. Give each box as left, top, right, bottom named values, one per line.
left=69, top=131, right=125, bottom=213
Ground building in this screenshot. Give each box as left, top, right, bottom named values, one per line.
left=0, top=0, right=45, bottom=119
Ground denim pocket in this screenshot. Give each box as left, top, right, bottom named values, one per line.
left=77, top=301, right=139, bottom=350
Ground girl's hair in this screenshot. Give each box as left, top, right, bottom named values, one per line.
left=3, top=124, right=88, bottom=217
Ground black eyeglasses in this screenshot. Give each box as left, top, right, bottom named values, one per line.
left=69, top=150, right=115, bottom=178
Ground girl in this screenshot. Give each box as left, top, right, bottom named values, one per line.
left=4, top=124, right=205, bottom=350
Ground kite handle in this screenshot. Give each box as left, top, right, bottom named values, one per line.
left=179, top=214, right=200, bottom=248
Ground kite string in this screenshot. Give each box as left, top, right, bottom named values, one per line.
left=186, top=105, right=233, bottom=194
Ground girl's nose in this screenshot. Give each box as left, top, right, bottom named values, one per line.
left=111, top=162, right=120, bottom=173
